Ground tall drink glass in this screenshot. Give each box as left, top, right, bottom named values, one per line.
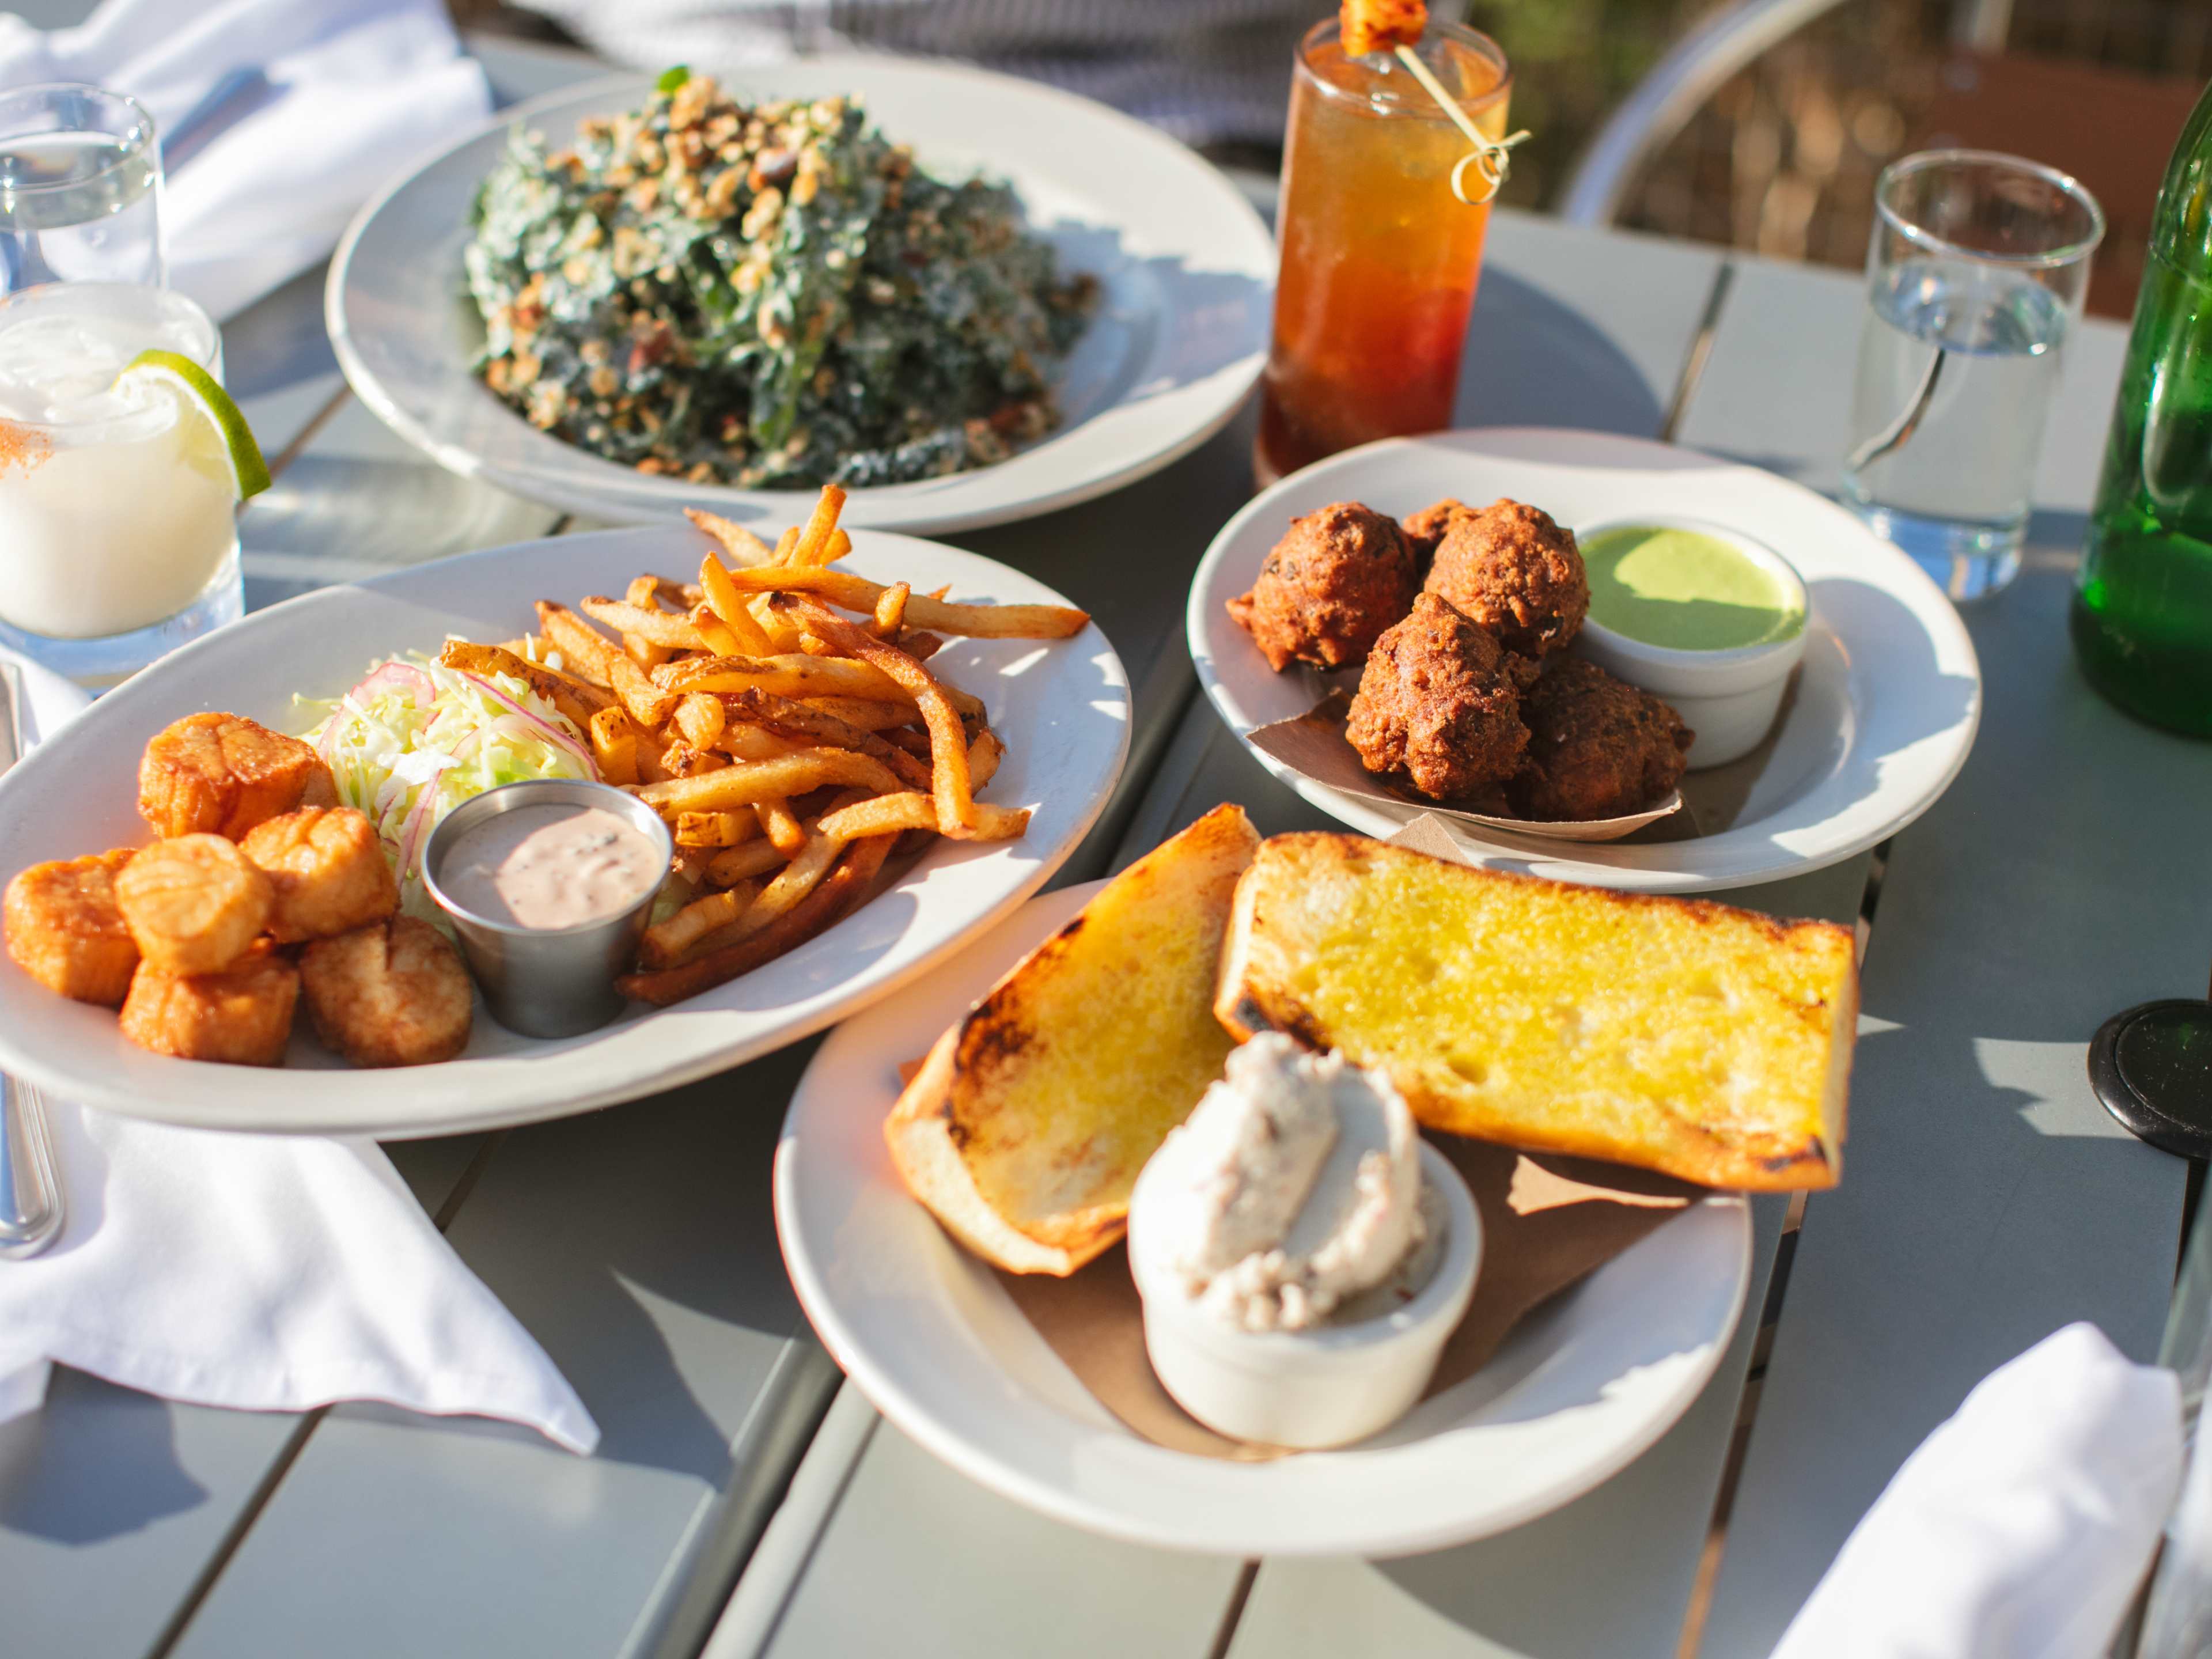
left=1256, top=18, right=1511, bottom=486
left=0, top=84, right=162, bottom=295
left=1840, top=150, right=2103, bottom=601
left=0, top=283, right=243, bottom=685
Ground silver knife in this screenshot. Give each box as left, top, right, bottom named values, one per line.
left=0, top=660, right=63, bottom=1259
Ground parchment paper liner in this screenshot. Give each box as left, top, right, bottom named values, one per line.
left=998, top=1137, right=1702, bottom=1460
left=1247, top=691, right=1681, bottom=844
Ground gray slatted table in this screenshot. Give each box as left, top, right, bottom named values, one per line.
left=1, top=31, right=2200, bottom=1659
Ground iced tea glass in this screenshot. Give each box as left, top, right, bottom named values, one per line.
left=1256, top=17, right=1512, bottom=485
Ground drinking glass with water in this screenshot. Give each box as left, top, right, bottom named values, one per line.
left=0, top=83, right=162, bottom=296
left=1842, top=150, right=2103, bottom=601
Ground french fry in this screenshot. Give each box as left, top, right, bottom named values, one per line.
left=675, top=810, right=751, bottom=847
left=639, top=881, right=759, bottom=968
left=897, top=631, right=945, bottom=661
left=581, top=597, right=710, bottom=652
left=815, top=791, right=1030, bottom=842
left=689, top=603, right=746, bottom=658
left=588, top=707, right=642, bottom=786
left=757, top=798, right=808, bottom=855
left=624, top=575, right=664, bottom=609
left=798, top=696, right=921, bottom=732
left=630, top=747, right=903, bottom=814
left=696, top=554, right=777, bottom=654
left=821, top=528, right=852, bottom=566
left=684, top=506, right=777, bottom=567
left=717, top=723, right=806, bottom=763
left=707, top=564, right=1088, bottom=639
left=772, top=527, right=801, bottom=565
left=968, top=727, right=1005, bottom=791
left=706, top=839, right=786, bottom=887
left=655, top=652, right=984, bottom=717
left=725, top=688, right=933, bottom=789
left=438, top=640, right=613, bottom=728
left=789, top=484, right=847, bottom=567
left=536, top=601, right=621, bottom=685
left=873, top=582, right=910, bottom=637
left=660, top=741, right=726, bottom=778
left=671, top=844, right=715, bottom=885
left=785, top=597, right=975, bottom=835
left=673, top=691, right=726, bottom=750
left=609, top=653, right=678, bottom=730
left=617, top=833, right=893, bottom=1006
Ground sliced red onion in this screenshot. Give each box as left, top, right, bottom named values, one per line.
left=455, top=672, right=600, bottom=778
left=350, top=661, right=435, bottom=705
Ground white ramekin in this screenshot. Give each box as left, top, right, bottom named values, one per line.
left=1573, top=517, right=1810, bottom=769
left=1130, top=1143, right=1481, bottom=1450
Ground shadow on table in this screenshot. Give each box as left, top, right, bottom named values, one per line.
left=1456, top=269, right=1667, bottom=437
left=0, top=1370, right=210, bottom=1543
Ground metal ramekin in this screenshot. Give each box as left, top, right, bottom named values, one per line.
left=421, top=779, right=672, bottom=1039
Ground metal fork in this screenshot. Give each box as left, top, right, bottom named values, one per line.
left=0, top=661, right=63, bottom=1259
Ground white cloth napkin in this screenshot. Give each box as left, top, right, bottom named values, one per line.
left=1774, top=1322, right=2182, bottom=1659
left=0, top=652, right=597, bottom=1453
left=0, top=0, right=491, bottom=320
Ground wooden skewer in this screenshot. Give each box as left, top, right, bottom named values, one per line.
left=1389, top=42, right=1531, bottom=205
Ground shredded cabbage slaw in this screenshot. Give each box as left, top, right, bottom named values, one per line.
left=295, top=649, right=600, bottom=912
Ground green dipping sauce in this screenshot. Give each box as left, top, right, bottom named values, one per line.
left=1581, top=524, right=1805, bottom=650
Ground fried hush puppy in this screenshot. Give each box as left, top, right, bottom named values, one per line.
left=1399, top=498, right=1475, bottom=570
left=241, top=806, right=399, bottom=944
left=114, top=834, right=273, bottom=976
left=139, top=711, right=334, bottom=840
left=4, top=848, right=141, bottom=1005
left=120, top=948, right=299, bottom=1066
left=1424, top=499, right=1590, bottom=658
left=1346, top=593, right=1540, bottom=801
left=1228, top=502, right=1419, bottom=671
left=301, top=918, right=473, bottom=1068
left=1510, top=656, right=1694, bottom=821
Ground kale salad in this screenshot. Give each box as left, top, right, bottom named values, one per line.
left=464, top=70, right=1097, bottom=490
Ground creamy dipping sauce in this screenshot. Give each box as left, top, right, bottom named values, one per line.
left=1582, top=524, right=1805, bottom=650
left=437, top=805, right=664, bottom=930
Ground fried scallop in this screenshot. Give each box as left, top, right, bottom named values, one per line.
left=1228, top=502, right=1419, bottom=671
left=1424, top=499, right=1590, bottom=658
left=139, top=711, right=330, bottom=840
left=113, top=834, right=273, bottom=976
left=241, top=806, right=399, bottom=944
left=120, top=948, right=300, bottom=1066
left=1346, top=593, right=1540, bottom=801
left=4, top=848, right=141, bottom=1005
left=1509, top=657, right=1694, bottom=821
left=301, top=918, right=473, bottom=1068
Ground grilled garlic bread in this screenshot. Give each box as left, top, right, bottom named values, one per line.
left=1215, top=835, right=1856, bottom=1190
left=887, top=804, right=1261, bottom=1274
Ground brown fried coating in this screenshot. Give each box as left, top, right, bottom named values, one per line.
left=1399, top=498, right=1476, bottom=570
left=139, top=712, right=329, bottom=840
left=114, top=834, right=273, bottom=976
left=242, top=807, right=399, bottom=944
left=1346, top=593, right=1540, bottom=801
left=1228, top=502, right=1418, bottom=672
left=1424, top=499, right=1590, bottom=658
left=120, top=948, right=299, bottom=1066
left=1509, top=657, right=1694, bottom=821
left=5, top=849, right=141, bottom=1005
left=301, top=918, right=473, bottom=1068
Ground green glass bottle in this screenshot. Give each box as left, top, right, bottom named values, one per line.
left=2072, top=77, right=2212, bottom=735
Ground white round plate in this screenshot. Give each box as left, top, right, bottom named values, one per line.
left=1188, top=428, right=1983, bottom=893
left=0, top=527, right=1127, bottom=1138
left=329, top=62, right=1273, bottom=535
left=776, top=882, right=1752, bottom=1557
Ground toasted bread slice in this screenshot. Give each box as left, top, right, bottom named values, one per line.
left=1215, top=835, right=1855, bottom=1190
left=887, top=804, right=1261, bottom=1274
